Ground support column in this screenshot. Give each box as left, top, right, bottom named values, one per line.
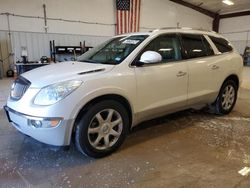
left=213, top=14, right=220, bottom=32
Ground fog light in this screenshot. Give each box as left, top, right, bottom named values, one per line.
left=30, top=120, right=42, bottom=128
left=28, top=119, right=61, bottom=128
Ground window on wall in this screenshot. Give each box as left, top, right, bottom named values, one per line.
left=141, top=34, right=182, bottom=63
left=209, top=36, right=233, bottom=53
left=181, top=34, right=214, bottom=59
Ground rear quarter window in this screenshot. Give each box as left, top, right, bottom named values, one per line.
left=180, top=34, right=214, bottom=59
left=209, top=36, right=233, bottom=53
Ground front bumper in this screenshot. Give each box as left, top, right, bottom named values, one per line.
left=4, top=106, right=73, bottom=146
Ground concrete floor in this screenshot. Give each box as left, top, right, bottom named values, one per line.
left=1, top=68, right=250, bottom=187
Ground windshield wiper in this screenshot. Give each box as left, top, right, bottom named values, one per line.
left=99, top=61, right=117, bottom=65
left=79, top=59, right=99, bottom=64
left=79, top=59, right=117, bottom=65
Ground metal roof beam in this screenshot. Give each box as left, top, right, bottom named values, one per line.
left=220, top=10, right=250, bottom=19
left=169, top=0, right=216, bottom=18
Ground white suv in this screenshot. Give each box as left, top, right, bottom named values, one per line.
left=5, top=28, right=242, bottom=158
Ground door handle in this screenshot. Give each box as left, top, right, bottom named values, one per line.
left=211, top=64, right=220, bottom=70
left=176, top=71, right=187, bottom=77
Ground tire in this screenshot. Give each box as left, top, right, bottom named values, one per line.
left=213, top=80, right=238, bottom=115
left=75, top=100, right=129, bottom=158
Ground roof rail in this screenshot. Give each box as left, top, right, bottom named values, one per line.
left=154, top=27, right=217, bottom=33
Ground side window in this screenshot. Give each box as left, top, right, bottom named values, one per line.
left=181, top=34, right=213, bottom=59
left=141, top=34, right=182, bottom=63
left=209, top=36, right=233, bottom=53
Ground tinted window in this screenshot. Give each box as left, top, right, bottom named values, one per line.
left=209, top=36, right=233, bottom=53
left=181, top=34, right=213, bottom=59
left=141, top=34, right=182, bottom=63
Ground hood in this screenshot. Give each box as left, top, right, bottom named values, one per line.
left=22, top=61, right=115, bottom=88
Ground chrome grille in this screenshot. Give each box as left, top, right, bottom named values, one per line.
left=10, top=76, right=31, bottom=101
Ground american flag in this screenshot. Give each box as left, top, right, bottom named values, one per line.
left=116, top=0, right=141, bottom=35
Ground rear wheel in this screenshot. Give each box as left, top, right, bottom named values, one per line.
left=75, top=100, right=129, bottom=158
left=213, top=80, right=238, bottom=115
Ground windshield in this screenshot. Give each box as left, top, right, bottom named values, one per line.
left=77, top=35, right=148, bottom=65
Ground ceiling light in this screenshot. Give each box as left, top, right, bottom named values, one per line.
left=222, top=0, right=234, bottom=6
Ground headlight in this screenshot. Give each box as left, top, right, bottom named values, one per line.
left=34, top=80, right=82, bottom=105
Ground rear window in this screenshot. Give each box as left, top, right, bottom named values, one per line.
left=209, top=36, right=233, bottom=53
left=181, top=34, right=214, bottom=59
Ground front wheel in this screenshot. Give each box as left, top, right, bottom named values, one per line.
left=75, top=100, right=129, bottom=158
left=213, top=80, right=238, bottom=115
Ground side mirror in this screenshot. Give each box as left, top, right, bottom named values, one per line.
left=139, top=51, right=162, bottom=64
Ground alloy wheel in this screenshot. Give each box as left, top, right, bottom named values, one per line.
left=221, top=85, right=235, bottom=111
left=87, top=109, right=123, bottom=150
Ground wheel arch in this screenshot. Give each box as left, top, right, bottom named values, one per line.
left=72, top=94, right=133, bottom=136
left=211, top=74, right=239, bottom=115
left=212, top=74, right=239, bottom=106
left=222, top=74, right=239, bottom=89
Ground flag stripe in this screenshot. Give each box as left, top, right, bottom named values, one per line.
left=124, top=11, right=127, bottom=33
left=129, top=0, right=134, bottom=32
left=134, top=0, right=137, bottom=32
left=137, top=0, right=141, bottom=32
left=120, top=10, right=123, bottom=34
left=116, top=10, right=119, bottom=35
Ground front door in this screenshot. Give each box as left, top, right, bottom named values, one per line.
left=134, top=34, right=188, bottom=121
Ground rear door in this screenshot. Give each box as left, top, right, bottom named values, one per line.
left=180, top=33, right=220, bottom=105
left=207, top=35, right=235, bottom=84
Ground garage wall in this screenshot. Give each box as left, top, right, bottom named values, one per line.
left=0, top=0, right=116, bottom=36
left=0, top=0, right=213, bottom=77
left=140, top=0, right=213, bottom=31
left=0, top=0, right=115, bottom=77
left=219, top=15, right=250, bottom=54
left=0, top=0, right=213, bottom=35
left=0, top=31, right=12, bottom=78
left=11, top=31, right=108, bottom=61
